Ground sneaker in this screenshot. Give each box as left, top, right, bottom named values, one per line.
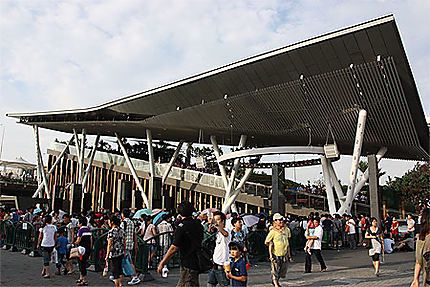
left=128, top=276, right=141, bottom=285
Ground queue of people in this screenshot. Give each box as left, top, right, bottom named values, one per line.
left=1, top=203, right=429, bottom=286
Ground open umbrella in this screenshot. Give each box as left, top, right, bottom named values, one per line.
left=33, top=208, right=42, bottom=214
left=133, top=208, right=153, bottom=219
left=152, top=211, right=168, bottom=225
left=242, top=215, right=259, bottom=227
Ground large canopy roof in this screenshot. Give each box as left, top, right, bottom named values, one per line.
left=7, top=15, right=429, bottom=161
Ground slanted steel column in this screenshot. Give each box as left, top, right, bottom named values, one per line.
left=327, top=161, right=345, bottom=203
left=73, top=129, right=81, bottom=165
left=210, top=136, right=229, bottom=190
left=222, top=168, right=254, bottom=213
left=33, top=135, right=74, bottom=198
left=115, top=133, right=150, bottom=208
left=271, top=164, right=285, bottom=214
left=78, top=129, right=86, bottom=184
left=146, top=129, right=155, bottom=210
left=368, top=154, right=380, bottom=220
left=338, top=109, right=367, bottom=215
left=81, top=135, right=100, bottom=193
left=353, top=147, right=387, bottom=199
left=162, top=140, right=184, bottom=185
left=225, top=135, right=247, bottom=211
left=33, top=125, right=50, bottom=199
left=321, top=156, right=336, bottom=215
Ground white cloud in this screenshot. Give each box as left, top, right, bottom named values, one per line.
left=0, top=0, right=427, bottom=183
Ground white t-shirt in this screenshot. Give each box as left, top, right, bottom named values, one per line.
left=347, top=219, right=356, bottom=234
left=40, top=224, right=57, bottom=247
left=213, top=228, right=231, bottom=266
left=311, top=225, right=323, bottom=250
left=66, top=222, right=76, bottom=243
left=407, top=219, right=415, bottom=232
left=384, top=238, right=395, bottom=254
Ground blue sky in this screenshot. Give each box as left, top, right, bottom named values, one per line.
left=1, top=0, right=429, bottom=185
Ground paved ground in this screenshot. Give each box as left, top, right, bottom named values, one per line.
left=0, top=247, right=416, bottom=286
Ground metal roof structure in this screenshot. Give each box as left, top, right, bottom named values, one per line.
left=7, top=15, right=429, bottom=161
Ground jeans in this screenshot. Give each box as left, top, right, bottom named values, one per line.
left=348, top=234, right=357, bottom=249
left=42, top=246, right=54, bottom=266
left=305, top=249, right=327, bottom=273
left=208, top=268, right=229, bottom=286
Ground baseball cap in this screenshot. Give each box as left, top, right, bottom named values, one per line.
left=273, top=213, right=284, bottom=221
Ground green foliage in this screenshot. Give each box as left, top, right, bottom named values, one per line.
left=388, top=162, right=430, bottom=208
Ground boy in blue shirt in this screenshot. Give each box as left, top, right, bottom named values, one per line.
left=226, top=242, right=247, bottom=286
left=55, top=230, right=68, bottom=275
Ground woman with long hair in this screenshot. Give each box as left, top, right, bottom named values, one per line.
left=365, top=217, right=384, bottom=277
left=411, top=208, right=430, bottom=287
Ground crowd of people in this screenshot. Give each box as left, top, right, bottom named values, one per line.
left=0, top=204, right=429, bottom=287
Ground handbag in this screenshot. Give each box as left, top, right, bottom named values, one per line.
left=70, top=247, right=79, bottom=258
left=122, top=256, right=134, bottom=276
left=362, top=238, right=371, bottom=249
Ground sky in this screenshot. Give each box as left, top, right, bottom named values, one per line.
left=0, top=0, right=429, bottom=186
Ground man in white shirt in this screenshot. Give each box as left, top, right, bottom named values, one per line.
left=345, top=215, right=357, bottom=249
left=407, top=214, right=415, bottom=238
left=304, top=217, right=327, bottom=273
left=208, top=211, right=231, bottom=287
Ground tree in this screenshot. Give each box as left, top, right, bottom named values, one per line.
left=388, top=162, right=430, bottom=210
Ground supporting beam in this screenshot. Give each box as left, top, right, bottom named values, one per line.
left=338, top=109, right=367, bottom=215
left=33, top=125, right=50, bottom=199
left=368, top=154, right=380, bottom=220
left=327, top=160, right=345, bottom=203
left=33, top=135, right=74, bottom=198
left=78, top=129, right=86, bottom=184
left=210, top=136, right=229, bottom=190
left=81, top=135, right=100, bottom=192
left=222, top=168, right=254, bottom=213
left=225, top=135, right=247, bottom=209
left=115, top=133, right=150, bottom=208
left=146, top=129, right=155, bottom=210
left=73, top=129, right=81, bottom=165
left=162, top=140, right=184, bottom=185
left=321, top=156, right=336, bottom=215
left=353, top=147, right=387, bottom=199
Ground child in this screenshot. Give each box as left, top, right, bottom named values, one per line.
left=304, top=220, right=315, bottom=255
left=55, top=230, right=68, bottom=275
left=226, top=242, right=247, bottom=287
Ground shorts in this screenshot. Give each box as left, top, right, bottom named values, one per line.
left=177, top=266, right=199, bottom=287
left=42, top=246, right=54, bottom=266
left=371, top=253, right=380, bottom=262
left=110, top=255, right=123, bottom=279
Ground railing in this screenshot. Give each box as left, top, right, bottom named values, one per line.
left=1, top=220, right=16, bottom=249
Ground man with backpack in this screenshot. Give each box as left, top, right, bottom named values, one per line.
left=157, top=201, right=204, bottom=287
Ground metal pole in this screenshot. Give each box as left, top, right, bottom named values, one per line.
left=33, top=135, right=74, bottom=198
left=81, top=135, right=100, bottom=192
left=222, top=168, right=253, bottom=213
left=146, top=129, right=155, bottom=210
left=0, top=124, right=5, bottom=159
left=33, top=125, right=50, bottom=199
left=225, top=135, right=247, bottom=208
left=338, top=109, right=367, bottom=215
left=115, top=133, right=150, bottom=208
left=327, top=160, right=345, bottom=203
left=210, top=136, right=229, bottom=190
left=73, top=129, right=81, bottom=163
left=321, top=155, right=336, bottom=215
left=78, top=129, right=86, bottom=184
left=162, top=140, right=184, bottom=185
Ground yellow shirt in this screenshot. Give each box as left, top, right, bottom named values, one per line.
left=265, top=227, right=289, bottom=257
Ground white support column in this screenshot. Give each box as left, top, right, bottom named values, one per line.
left=210, top=136, right=229, bottom=190
left=146, top=129, right=155, bottom=210
left=73, top=129, right=81, bottom=164
left=115, top=133, right=150, bottom=208
left=33, top=135, right=74, bottom=198
left=225, top=135, right=247, bottom=206
left=321, top=156, right=336, bottom=215
left=82, top=134, right=100, bottom=193
left=78, top=129, right=86, bottom=183
left=338, top=109, right=367, bottom=215
left=34, top=126, right=43, bottom=198
left=222, top=168, right=253, bottom=213
left=33, top=125, right=50, bottom=199
left=353, top=147, right=387, bottom=199
left=327, top=160, right=345, bottom=203
left=162, top=140, right=184, bottom=185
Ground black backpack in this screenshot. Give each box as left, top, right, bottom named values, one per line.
left=185, top=229, right=212, bottom=273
